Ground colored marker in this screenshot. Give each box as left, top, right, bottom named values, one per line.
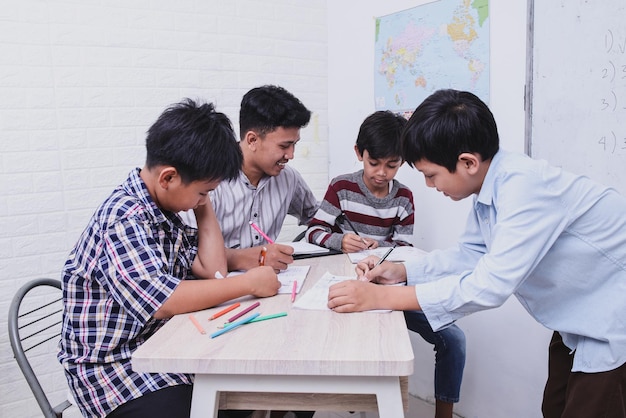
left=227, top=301, right=260, bottom=323
left=259, top=246, right=267, bottom=266
left=209, top=302, right=240, bottom=321
left=249, top=221, right=275, bottom=244
left=188, top=314, right=206, bottom=334
left=210, top=313, right=260, bottom=338
left=249, top=312, right=288, bottom=323
left=291, top=280, right=298, bottom=302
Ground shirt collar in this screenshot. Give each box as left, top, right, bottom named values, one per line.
left=475, top=149, right=505, bottom=206
left=122, top=168, right=171, bottom=225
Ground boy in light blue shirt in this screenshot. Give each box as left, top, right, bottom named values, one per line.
left=328, top=89, right=626, bottom=418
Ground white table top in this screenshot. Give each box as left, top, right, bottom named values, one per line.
left=132, top=253, right=414, bottom=378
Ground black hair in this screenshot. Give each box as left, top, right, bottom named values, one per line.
left=239, top=85, right=311, bottom=138
left=402, top=89, right=499, bottom=172
left=145, top=99, right=243, bottom=183
left=356, top=110, right=407, bottom=159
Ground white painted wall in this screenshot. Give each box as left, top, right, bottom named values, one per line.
left=0, top=1, right=327, bottom=416
left=328, top=1, right=552, bottom=417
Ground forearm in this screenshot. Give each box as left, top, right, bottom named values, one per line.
left=375, top=285, right=421, bottom=311
left=192, top=204, right=227, bottom=278
left=155, top=276, right=254, bottom=319
left=226, top=247, right=262, bottom=271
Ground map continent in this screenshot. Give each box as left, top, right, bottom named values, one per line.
left=375, top=0, right=490, bottom=112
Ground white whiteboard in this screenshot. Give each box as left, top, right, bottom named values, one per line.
left=526, top=0, right=626, bottom=195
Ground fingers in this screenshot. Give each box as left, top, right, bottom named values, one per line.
left=342, top=234, right=374, bottom=253
left=265, top=244, right=294, bottom=271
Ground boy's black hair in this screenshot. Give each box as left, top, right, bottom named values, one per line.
left=356, top=110, right=407, bottom=160
left=146, top=99, right=243, bottom=184
left=239, top=85, right=311, bottom=138
left=402, top=89, right=499, bottom=172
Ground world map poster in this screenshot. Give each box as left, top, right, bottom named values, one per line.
left=374, top=0, right=490, bottom=114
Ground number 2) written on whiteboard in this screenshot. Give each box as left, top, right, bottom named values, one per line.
left=598, top=131, right=626, bottom=153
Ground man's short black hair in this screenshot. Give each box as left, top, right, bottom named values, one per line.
left=239, top=85, right=311, bottom=138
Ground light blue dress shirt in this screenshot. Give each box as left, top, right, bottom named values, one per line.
left=406, top=150, right=626, bottom=373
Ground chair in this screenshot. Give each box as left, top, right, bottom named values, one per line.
left=8, top=278, right=72, bottom=418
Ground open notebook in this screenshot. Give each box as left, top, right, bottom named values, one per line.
left=226, top=265, right=310, bottom=294
left=347, top=245, right=428, bottom=264
left=292, top=271, right=397, bottom=313
left=278, top=241, right=330, bottom=255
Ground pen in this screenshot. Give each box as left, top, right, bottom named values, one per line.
left=208, top=302, right=240, bottom=320
left=341, top=211, right=371, bottom=248
left=291, top=280, right=297, bottom=302
left=374, top=245, right=396, bottom=267
left=227, top=301, right=261, bottom=323
left=249, top=221, right=275, bottom=244
left=210, top=313, right=260, bottom=338
left=188, top=314, right=206, bottom=334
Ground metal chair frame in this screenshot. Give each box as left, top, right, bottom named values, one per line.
left=8, top=278, right=72, bottom=418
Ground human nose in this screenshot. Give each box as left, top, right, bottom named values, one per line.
left=284, top=145, right=295, bottom=159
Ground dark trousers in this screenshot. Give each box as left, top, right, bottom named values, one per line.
left=542, top=331, right=626, bottom=418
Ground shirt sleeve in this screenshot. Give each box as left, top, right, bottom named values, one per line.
left=390, top=187, right=415, bottom=246
left=409, top=171, right=570, bottom=331
left=306, top=182, right=345, bottom=250
left=288, top=169, right=320, bottom=226
left=101, top=218, right=183, bottom=325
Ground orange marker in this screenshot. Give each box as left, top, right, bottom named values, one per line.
left=259, top=246, right=267, bottom=266
left=209, top=302, right=240, bottom=321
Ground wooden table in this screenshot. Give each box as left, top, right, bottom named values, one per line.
left=132, top=254, right=414, bottom=417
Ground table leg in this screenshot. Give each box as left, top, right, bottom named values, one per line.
left=374, top=376, right=405, bottom=418
left=190, top=375, right=220, bottom=418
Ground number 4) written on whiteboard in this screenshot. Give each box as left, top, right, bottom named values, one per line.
left=598, top=132, right=626, bottom=153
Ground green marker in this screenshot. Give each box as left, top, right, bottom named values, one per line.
left=248, top=312, right=288, bottom=323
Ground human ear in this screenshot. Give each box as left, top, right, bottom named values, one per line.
left=354, top=145, right=364, bottom=161
left=458, top=152, right=481, bottom=174
left=157, top=167, right=179, bottom=189
left=244, top=130, right=259, bottom=150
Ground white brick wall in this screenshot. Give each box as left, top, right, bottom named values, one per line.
left=0, top=1, right=328, bottom=416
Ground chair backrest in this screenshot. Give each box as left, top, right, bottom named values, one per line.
left=8, top=278, right=72, bottom=418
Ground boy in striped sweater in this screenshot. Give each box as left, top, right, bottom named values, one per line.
left=305, top=110, right=414, bottom=252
